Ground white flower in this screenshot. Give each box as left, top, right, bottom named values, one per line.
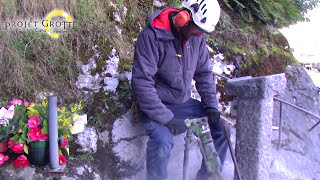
left=0, top=106, right=14, bottom=126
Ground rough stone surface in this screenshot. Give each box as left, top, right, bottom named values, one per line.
left=111, top=111, right=204, bottom=180
left=98, top=129, right=110, bottom=147
left=76, top=57, right=101, bottom=92
left=75, top=126, right=98, bottom=153
left=112, top=111, right=146, bottom=143
left=102, top=48, right=120, bottom=93
left=236, top=98, right=274, bottom=180
left=112, top=136, right=148, bottom=169
left=0, top=159, right=101, bottom=180
left=126, top=133, right=203, bottom=180
left=271, top=65, right=320, bottom=179
left=111, top=111, right=148, bottom=173
left=93, top=172, right=102, bottom=180
left=226, top=73, right=286, bottom=180
left=226, top=73, right=286, bottom=98
left=153, top=0, right=166, bottom=7
left=4, top=164, right=36, bottom=180
left=60, top=176, right=77, bottom=180
left=76, top=74, right=101, bottom=92
left=76, top=166, right=85, bottom=175
left=111, top=111, right=148, bottom=176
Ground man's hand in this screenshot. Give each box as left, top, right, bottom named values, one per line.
left=166, top=118, right=188, bottom=135
left=206, top=108, right=221, bottom=125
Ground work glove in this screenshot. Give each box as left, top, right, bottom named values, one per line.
left=166, top=118, right=188, bottom=135
left=206, top=108, right=221, bottom=126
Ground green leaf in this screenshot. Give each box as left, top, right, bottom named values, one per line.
left=41, top=126, right=48, bottom=134
left=43, top=119, right=48, bottom=127
left=234, top=0, right=245, bottom=9
left=10, top=134, right=20, bottom=142
left=22, top=116, right=28, bottom=124
left=18, top=138, right=25, bottom=144
left=23, top=125, right=28, bottom=132
left=58, top=128, right=63, bottom=137
left=33, top=105, right=42, bottom=112
left=21, top=133, right=26, bottom=140
left=19, top=120, right=26, bottom=128
left=44, top=112, right=49, bottom=118
left=24, top=143, right=29, bottom=154
left=58, top=113, right=64, bottom=119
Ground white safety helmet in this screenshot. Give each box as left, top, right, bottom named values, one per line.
left=182, top=0, right=221, bottom=33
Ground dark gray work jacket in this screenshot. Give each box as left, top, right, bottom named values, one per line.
left=132, top=8, right=219, bottom=125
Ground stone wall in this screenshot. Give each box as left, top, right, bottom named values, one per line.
left=271, top=65, right=320, bottom=179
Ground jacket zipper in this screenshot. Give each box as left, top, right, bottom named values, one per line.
left=178, top=40, right=188, bottom=102
left=174, top=40, right=182, bottom=65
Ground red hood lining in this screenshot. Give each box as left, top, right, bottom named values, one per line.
left=152, top=8, right=179, bottom=31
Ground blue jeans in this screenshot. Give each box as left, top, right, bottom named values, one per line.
left=139, top=98, right=229, bottom=180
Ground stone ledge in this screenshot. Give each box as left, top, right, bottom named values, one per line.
left=226, top=73, right=286, bottom=98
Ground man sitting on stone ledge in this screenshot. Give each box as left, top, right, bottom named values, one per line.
left=131, top=0, right=229, bottom=179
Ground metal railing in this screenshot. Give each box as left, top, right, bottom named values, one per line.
left=214, top=73, right=320, bottom=149
left=273, top=97, right=320, bottom=149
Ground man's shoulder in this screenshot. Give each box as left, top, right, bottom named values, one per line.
left=190, top=34, right=206, bottom=43
left=139, top=26, right=156, bottom=38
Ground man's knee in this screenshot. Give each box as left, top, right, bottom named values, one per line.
left=146, top=121, right=174, bottom=146
left=147, top=139, right=172, bottom=158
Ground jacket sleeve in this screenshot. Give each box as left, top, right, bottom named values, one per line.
left=193, top=36, right=219, bottom=110
left=131, top=31, right=174, bottom=125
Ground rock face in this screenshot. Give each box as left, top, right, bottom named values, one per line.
left=1, top=65, right=319, bottom=180
left=271, top=65, right=320, bottom=179
left=111, top=111, right=147, bottom=173
left=110, top=111, right=203, bottom=180
left=75, top=127, right=98, bottom=153
left=110, top=111, right=237, bottom=180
